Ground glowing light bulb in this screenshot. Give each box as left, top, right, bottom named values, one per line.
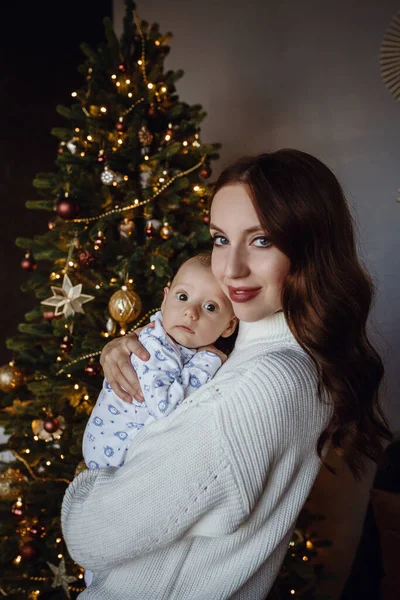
left=71, top=92, right=77, bottom=97
left=147, top=83, right=154, bottom=89
left=100, top=106, right=107, bottom=113
left=111, top=74, right=117, bottom=79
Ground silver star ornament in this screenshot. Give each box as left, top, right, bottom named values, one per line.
left=47, top=557, right=76, bottom=598
left=41, top=273, right=94, bottom=319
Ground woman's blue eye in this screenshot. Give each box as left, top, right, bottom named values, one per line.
left=204, top=302, right=217, bottom=312
left=176, top=292, right=188, bottom=301
left=212, top=234, right=229, bottom=246
left=253, top=236, right=271, bottom=247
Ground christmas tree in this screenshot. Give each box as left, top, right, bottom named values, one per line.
left=0, top=2, right=332, bottom=597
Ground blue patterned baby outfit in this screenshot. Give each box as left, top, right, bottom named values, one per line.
left=83, top=311, right=222, bottom=470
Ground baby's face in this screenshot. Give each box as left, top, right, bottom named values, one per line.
left=161, top=262, right=236, bottom=348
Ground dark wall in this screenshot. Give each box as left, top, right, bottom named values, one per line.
left=0, top=1, right=112, bottom=363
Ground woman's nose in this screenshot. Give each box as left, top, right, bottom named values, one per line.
left=223, top=247, right=249, bottom=279
left=184, top=304, right=199, bottom=320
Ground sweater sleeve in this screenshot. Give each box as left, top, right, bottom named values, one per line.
left=61, top=398, right=246, bottom=572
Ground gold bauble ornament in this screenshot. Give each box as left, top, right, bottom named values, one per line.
left=108, top=285, right=142, bottom=329
left=0, top=468, right=27, bottom=501
left=118, top=218, right=135, bottom=238
left=0, top=362, right=24, bottom=393
left=160, top=222, right=173, bottom=240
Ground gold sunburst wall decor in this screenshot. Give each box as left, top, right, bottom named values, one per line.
left=380, top=11, right=400, bottom=102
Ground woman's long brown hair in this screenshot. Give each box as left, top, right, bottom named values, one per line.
left=210, top=149, right=392, bottom=480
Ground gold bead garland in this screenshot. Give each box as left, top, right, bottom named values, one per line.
left=67, top=157, right=206, bottom=224
left=55, top=308, right=158, bottom=375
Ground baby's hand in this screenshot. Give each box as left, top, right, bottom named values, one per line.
left=197, top=345, right=228, bottom=364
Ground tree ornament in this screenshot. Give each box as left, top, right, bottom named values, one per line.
left=47, top=557, right=76, bottom=598
left=84, top=359, right=101, bottom=376
left=43, top=416, right=60, bottom=433
left=32, top=416, right=65, bottom=441
left=89, top=105, right=102, bottom=117
left=21, top=252, right=37, bottom=271
left=200, top=166, right=211, bottom=179
left=11, top=498, right=25, bottom=520
left=78, top=249, right=95, bottom=268
left=118, top=217, right=135, bottom=238
left=160, top=222, right=173, bottom=239
left=20, top=542, right=39, bottom=561
left=60, top=335, right=72, bottom=352
left=28, top=523, right=46, bottom=538
left=148, top=105, right=157, bottom=118
left=101, top=166, right=123, bottom=186
left=43, top=311, right=56, bottom=321
left=145, top=219, right=161, bottom=238
left=138, top=125, right=154, bottom=146
left=0, top=469, right=27, bottom=501
left=57, top=147, right=64, bottom=155
left=108, top=285, right=142, bottom=330
left=56, top=197, right=80, bottom=220
left=94, top=231, right=107, bottom=250
left=41, top=273, right=94, bottom=319
left=116, top=118, right=126, bottom=132
left=203, top=212, right=210, bottom=224
left=0, top=362, right=24, bottom=392
left=106, top=317, right=117, bottom=335
left=118, top=63, right=127, bottom=72
left=66, top=139, right=77, bottom=154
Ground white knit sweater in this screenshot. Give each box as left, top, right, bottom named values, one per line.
left=61, top=311, right=333, bottom=599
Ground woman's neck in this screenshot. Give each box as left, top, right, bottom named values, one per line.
left=234, top=310, right=295, bottom=350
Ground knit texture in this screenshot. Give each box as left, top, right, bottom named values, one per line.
left=61, top=311, right=333, bottom=599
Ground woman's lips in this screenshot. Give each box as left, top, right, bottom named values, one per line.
left=227, top=286, right=262, bottom=303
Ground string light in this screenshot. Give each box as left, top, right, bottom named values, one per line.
left=56, top=538, right=62, bottom=544
left=100, top=106, right=107, bottom=113
left=71, top=92, right=77, bottom=97
left=111, top=74, right=117, bottom=80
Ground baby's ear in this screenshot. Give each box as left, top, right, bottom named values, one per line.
left=160, top=287, right=169, bottom=312
left=221, top=316, right=238, bottom=338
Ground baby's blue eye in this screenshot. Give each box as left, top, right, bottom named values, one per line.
left=212, top=234, right=229, bottom=246
left=253, top=236, right=271, bottom=247
left=176, top=292, right=188, bottom=301
left=204, top=302, right=217, bottom=312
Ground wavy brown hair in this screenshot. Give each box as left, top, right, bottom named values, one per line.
left=210, top=149, right=392, bottom=480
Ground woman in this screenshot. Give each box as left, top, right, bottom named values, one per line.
left=61, top=149, right=392, bottom=599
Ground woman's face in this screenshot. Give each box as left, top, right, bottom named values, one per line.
left=210, top=183, right=291, bottom=322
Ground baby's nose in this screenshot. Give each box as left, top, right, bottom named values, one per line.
left=184, top=304, right=199, bottom=320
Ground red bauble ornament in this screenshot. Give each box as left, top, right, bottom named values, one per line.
left=43, top=416, right=60, bottom=433
left=94, top=235, right=107, bottom=249
left=43, top=311, right=56, bottom=321
left=78, top=249, right=95, bottom=268
left=203, top=214, right=210, bottom=224
left=56, top=198, right=80, bottom=220
left=118, top=63, right=127, bottom=72
left=57, top=148, right=64, bottom=155
left=60, top=336, right=72, bottom=352
left=85, top=360, right=101, bottom=376
left=21, top=254, right=36, bottom=271
left=20, top=542, right=39, bottom=561
left=200, top=167, right=211, bottom=179
left=116, top=121, right=125, bottom=132
left=11, top=500, right=24, bottom=520
left=148, top=106, right=157, bottom=118
left=28, top=524, right=46, bottom=538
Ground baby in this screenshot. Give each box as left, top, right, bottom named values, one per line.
left=83, top=252, right=237, bottom=471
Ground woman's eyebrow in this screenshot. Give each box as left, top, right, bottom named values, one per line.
left=209, top=223, right=265, bottom=234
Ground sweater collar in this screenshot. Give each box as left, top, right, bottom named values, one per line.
left=234, top=311, right=296, bottom=350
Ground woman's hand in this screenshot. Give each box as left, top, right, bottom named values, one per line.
left=99, top=323, right=154, bottom=403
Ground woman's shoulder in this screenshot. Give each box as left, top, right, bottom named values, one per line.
left=219, top=341, right=318, bottom=389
